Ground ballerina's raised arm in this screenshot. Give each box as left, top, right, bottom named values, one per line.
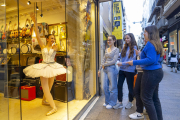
left=30, top=13, right=45, bottom=49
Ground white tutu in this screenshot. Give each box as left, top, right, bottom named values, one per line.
left=23, top=62, right=67, bottom=78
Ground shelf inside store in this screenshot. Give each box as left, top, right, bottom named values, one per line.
left=0, top=38, right=32, bottom=43
left=0, top=54, right=7, bottom=57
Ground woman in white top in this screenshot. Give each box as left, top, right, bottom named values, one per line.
left=98, top=35, right=119, bottom=109
left=169, top=48, right=178, bottom=73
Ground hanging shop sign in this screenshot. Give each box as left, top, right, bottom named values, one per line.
left=174, top=11, right=180, bottom=19
left=162, top=36, right=166, bottom=41
left=112, top=1, right=123, bottom=40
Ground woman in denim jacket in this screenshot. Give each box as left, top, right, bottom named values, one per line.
left=113, top=33, right=137, bottom=109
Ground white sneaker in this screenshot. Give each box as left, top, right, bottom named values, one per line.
left=125, top=102, right=133, bottom=109
left=106, top=105, right=113, bottom=109
left=113, top=103, right=123, bottom=109
left=175, top=68, right=177, bottom=73
left=103, top=103, right=107, bottom=107
left=129, top=112, right=144, bottom=119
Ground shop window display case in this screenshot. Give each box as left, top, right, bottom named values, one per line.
left=0, top=0, right=97, bottom=120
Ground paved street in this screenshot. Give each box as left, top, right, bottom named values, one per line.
left=85, top=64, right=180, bottom=120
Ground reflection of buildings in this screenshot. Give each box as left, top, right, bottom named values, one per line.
left=99, top=0, right=126, bottom=95
left=112, top=0, right=126, bottom=52
left=142, top=0, right=180, bottom=60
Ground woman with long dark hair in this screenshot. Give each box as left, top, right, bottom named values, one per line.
left=113, top=33, right=137, bottom=109
left=127, top=25, right=164, bottom=120
left=98, top=35, right=119, bottom=109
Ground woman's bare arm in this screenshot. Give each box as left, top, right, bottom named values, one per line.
left=30, top=13, right=45, bottom=49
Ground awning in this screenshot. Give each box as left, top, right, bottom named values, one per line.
left=163, top=0, right=180, bottom=18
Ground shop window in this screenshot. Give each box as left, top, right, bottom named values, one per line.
left=66, top=1, right=96, bottom=119
left=0, top=0, right=97, bottom=119
left=169, top=30, right=177, bottom=53
left=179, top=30, right=180, bottom=54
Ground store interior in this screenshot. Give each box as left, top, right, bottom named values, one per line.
left=0, top=0, right=96, bottom=120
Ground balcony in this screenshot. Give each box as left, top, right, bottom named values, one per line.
left=156, top=17, right=168, bottom=32
left=148, top=0, right=161, bottom=22
left=163, top=0, right=180, bottom=18
left=148, top=7, right=161, bottom=22
left=156, top=0, right=165, bottom=6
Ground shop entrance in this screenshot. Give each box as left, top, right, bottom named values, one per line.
left=0, top=0, right=97, bottom=120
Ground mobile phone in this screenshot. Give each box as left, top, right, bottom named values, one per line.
left=52, top=42, right=55, bottom=46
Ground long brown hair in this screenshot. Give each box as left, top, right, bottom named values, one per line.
left=108, top=35, right=117, bottom=47
left=121, top=33, right=137, bottom=58
left=145, top=25, right=163, bottom=57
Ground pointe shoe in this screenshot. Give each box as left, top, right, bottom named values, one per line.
left=46, top=108, right=57, bottom=116
left=42, top=100, right=50, bottom=106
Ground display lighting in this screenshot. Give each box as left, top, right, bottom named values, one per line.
left=27, top=1, right=31, bottom=5
left=1, top=4, right=6, bottom=6
left=40, top=14, right=43, bottom=17
left=36, top=6, right=39, bottom=10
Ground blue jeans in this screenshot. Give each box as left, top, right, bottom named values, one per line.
left=103, top=65, right=118, bottom=106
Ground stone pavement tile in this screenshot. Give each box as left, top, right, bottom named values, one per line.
left=96, top=112, right=113, bottom=120
left=112, top=115, right=131, bottom=120
left=84, top=118, right=95, bottom=120
left=85, top=108, right=101, bottom=119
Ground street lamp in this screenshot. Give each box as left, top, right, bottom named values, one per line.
left=133, top=21, right=142, bottom=24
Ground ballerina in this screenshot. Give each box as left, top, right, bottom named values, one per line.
left=23, top=13, right=67, bottom=116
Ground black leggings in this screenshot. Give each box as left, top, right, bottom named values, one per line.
left=171, top=62, right=176, bottom=68
left=117, top=70, right=135, bottom=102
left=134, top=72, right=144, bottom=113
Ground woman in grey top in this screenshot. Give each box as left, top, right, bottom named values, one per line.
left=98, top=35, right=119, bottom=109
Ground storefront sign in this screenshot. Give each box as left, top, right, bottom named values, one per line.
left=162, top=36, right=166, bottom=41
left=174, top=12, right=180, bottom=19
left=112, top=2, right=123, bottom=40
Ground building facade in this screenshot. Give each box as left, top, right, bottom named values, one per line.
left=142, top=0, right=180, bottom=65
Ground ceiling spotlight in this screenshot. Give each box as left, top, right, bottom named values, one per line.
left=36, top=6, right=39, bottom=10
left=27, top=1, right=31, bottom=5
left=40, top=14, right=43, bottom=17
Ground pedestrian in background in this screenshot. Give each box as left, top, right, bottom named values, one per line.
left=127, top=25, right=164, bottom=120
left=113, top=33, right=137, bottom=109
left=169, top=48, right=178, bottom=73
left=98, top=35, right=119, bottom=109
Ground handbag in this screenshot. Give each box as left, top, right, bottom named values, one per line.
left=134, top=74, right=137, bottom=88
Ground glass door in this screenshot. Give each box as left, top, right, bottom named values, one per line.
left=17, top=1, right=68, bottom=120
left=0, top=0, right=8, bottom=120
left=0, top=0, right=21, bottom=119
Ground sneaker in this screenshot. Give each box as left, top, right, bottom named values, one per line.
left=125, top=102, right=133, bottom=109
left=129, top=112, right=144, bottom=119
left=106, top=105, right=113, bottom=109
left=103, top=103, right=107, bottom=107
left=175, top=68, right=177, bottom=73
left=113, top=103, right=123, bottom=109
